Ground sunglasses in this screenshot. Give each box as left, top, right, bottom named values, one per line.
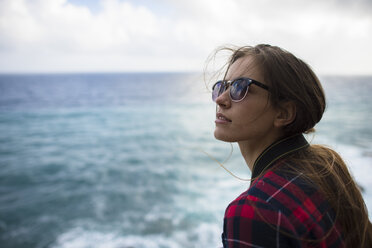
left=212, top=77, right=269, bottom=102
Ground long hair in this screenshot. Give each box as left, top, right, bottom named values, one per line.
left=214, top=44, right=372, bottom=247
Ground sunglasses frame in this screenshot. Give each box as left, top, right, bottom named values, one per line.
left=212, top=77, right=269, bottom=102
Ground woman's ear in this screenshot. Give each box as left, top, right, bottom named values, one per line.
left=274, top=101, right=296, bottom=128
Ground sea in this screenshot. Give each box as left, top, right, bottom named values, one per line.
left=0, top=73, right=371, bottom=248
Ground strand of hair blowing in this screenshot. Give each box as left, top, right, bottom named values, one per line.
left=226, top=44, right=372, bottom=247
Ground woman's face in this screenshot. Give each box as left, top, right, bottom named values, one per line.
left=214, top=56, right=280, bottom=143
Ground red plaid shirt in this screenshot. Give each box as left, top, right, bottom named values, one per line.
left=222, top=135, right=345, bottom=248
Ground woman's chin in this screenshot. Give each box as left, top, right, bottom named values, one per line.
left=214, top=130, right=235, bottom=142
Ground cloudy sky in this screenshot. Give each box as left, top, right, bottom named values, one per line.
left=0, top=0, right=371, bottom=74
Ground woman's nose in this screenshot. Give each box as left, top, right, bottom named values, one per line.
left=215, top=89, right=231, bottom=108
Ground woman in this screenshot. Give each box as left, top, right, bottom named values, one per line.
left=210, top=44, right=371, bottom=247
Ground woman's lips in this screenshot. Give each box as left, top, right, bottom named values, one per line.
left=215, top=113, right=232, bottom=124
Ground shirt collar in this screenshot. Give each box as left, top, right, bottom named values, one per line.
left=251, top=134, right=309, bottom=182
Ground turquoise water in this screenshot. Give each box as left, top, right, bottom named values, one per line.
left=0, top=73, right=371, bottom=248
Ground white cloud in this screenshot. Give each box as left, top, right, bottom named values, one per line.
left=0, top=0, right=371, bottom=74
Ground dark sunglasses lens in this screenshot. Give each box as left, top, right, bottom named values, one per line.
left=230, top=79, right=249, bottom=101
left=212, top=81, right=223, bottom=101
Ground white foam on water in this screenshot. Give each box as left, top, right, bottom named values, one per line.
left=52, top=227, right=174, bottom=248
left=52, top=222, right=222, bottom=248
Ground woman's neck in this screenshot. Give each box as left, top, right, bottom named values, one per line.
left=238, top=131, right=283, bottom=171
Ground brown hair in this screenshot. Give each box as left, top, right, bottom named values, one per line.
left=224, top=44, right=325, bottom=136
left=213, top=44, right=372, bottom=247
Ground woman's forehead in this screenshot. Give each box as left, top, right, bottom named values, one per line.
left=226, top=56, right=262, bottom=82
